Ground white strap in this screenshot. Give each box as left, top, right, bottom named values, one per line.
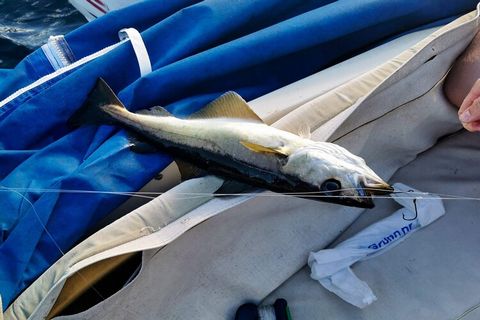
left=119, top=28, right=152, bottom=77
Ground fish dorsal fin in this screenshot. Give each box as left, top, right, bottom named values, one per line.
left=190, top=92, right=263, bottom=123
left=240, top=141, right=289, bottom=157
left=137, top=106, right=172, bottom=117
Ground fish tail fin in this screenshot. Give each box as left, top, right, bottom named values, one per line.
left=69, top=78, right=126, bottom=127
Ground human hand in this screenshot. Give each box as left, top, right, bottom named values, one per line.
left=458, top=79, right=480, bottom=132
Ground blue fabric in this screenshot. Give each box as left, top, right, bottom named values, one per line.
left=0, top=0, right=477, bottom=309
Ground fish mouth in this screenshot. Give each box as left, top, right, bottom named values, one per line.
left=320, top=196, right=376, bottom=209
left=322, top=179, right=394, bottom=209
left=361, top=176, right=394, bottom=195
left=352, top=179, right=394, bottom=208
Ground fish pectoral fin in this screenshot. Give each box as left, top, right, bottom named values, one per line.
left=240, top=141, right=289, bottom=156
left=175, top=159, right=207, bottom=181
left=128, top=133, right=159, bottom=153
left=297, top=122, right=311, bottom=139
left=129, top=141, right=159, bottom=153
left=136, top=106, right=172, bottom=117
left=190, top=92, right=264, bottom=123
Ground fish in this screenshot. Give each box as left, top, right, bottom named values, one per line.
left=69, top=78, right=393, bottom=208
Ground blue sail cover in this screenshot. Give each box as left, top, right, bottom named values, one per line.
left=0, top=0, right=477, bottom=309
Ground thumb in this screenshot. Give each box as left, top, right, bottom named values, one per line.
left=459, top=97, right=480, bottom=123
left=459, top=79, right=480, bottom=114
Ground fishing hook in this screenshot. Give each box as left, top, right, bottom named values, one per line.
left=402, top=189, right=418, bottom=221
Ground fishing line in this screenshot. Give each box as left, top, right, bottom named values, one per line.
left=0, top=186, right=436, bottom=196
left=0, top=185, right=66, bottom=257
left=0, top=187, right=158, bottom=199
left=1, top=187, right=479, bottom=201
left=0, top=183, right=476, bottom=314
left=0, top=185, right=476, bottom=260
left=0, top=185, right=147, bottom=308
left=0, top=185, right=112, bottom=306
left=0, top=185, right=450, bottom=259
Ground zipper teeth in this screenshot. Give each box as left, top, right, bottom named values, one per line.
left=48, top=37, right=73, bottom=67
left=50, top=38, right=70, bottom=67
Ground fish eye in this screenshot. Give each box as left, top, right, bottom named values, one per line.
left=320, top=179, right=342, bottom=195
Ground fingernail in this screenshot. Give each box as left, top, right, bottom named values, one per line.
left=459, top=109, right=472, bottom=122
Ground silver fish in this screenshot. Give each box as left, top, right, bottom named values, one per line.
left=70, top=79, right=392, bottom=208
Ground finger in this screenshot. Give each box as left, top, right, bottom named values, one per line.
left=459, top=97, right=480, bottom=123
left=463, top=120, right=480, bottom=132
left=459, top=78, right=480, bottom=114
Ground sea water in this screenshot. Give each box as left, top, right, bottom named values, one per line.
left=0, top=0, right=84, bottom=68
